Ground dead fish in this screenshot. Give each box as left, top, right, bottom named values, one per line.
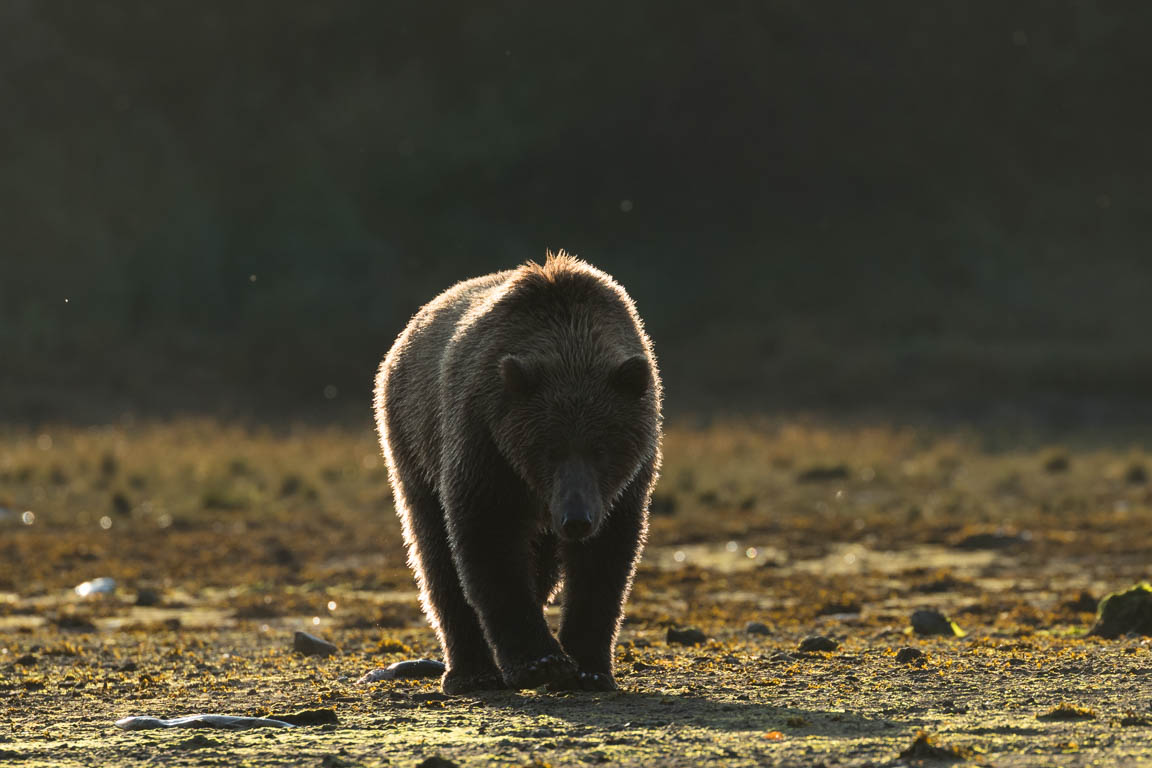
left=357, top=658, right=446, bottom=683
left=114, top=714, right=296, bottom=731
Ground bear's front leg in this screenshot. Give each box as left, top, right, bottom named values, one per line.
left=446, top=494, right=578, bottom=690
left=557, top=462, right=652, bottom=691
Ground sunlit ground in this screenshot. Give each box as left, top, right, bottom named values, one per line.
left=1, top=420, right=1150, bottom=766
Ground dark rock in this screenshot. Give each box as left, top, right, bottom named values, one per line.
left=1038, top=703, right=1096, bottom=721
left=1125, top=464, right=1149, bottom=485
left=796, top=464, right=850, bottom=483
left=52, top=614, right=97, bottom=632
left=1063, top=591, right=1098, bottom=614
left=279, top=474, right=303, bottom=496
left=416, top=758, right=459, bottom=768
left=263, top=538, right=297, bottom=566
left=1089, top=583, right=1152, bottom=638
left=110, top=492, right=132, bottom=516
left=135, top=588, right=162, bottom=607
left=898, top=732, right=973, bottom=761
left=1043, top=454, right=1070, bottom=473
left=293, top=631, right=338, bottom=657
left=910, top=610, right=965, bottom=637
left=271, top=708, right=338, bottom=726
left=14, top=654, right=37, bottom=667
left=666, top=627, right=707, bottom=645
left=953, top=531, right=1030, bottom=550
left=745, top=621, right=772, bottom=636
left=817, top=601, right=861, bottom=615
left=895, top=647, right=926, bottom=665
left=798, top=635, right=838, bottom=653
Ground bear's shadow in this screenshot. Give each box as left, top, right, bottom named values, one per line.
left=472, top=689, right=901, bottom=737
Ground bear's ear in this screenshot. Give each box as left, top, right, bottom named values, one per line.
left=499, top=355, right=540, bottom=398
left=609, top=355, right=651, bottom=398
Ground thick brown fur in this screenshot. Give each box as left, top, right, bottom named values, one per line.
left=375, top=251, right=662, bottom=693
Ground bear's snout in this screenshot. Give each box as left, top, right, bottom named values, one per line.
left=550, top=459, right=602, bottom=542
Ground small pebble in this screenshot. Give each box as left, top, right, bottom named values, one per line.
left=746, top=621, right=772, bottom=636
left=666, top=627, right=707, bottom=645
left=135, top=588, right=162, bottom=607
left=895, top=647, right=926, bottom=665
left=796, top=464, right=851, bottom=483
left=416, top=757, right=460, bottom=768
left=798, top=635, right=839, bottom=653
left=293, top=631, right=338, bottom=657
left=953, top=532, right=1028, bottom=550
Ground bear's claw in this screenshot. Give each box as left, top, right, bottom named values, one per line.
left=576, top=670, right=617, bottom=691
left=548, top=669, right=618, bottom=692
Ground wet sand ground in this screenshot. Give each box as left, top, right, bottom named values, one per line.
left=1, top=421, right=1150, bottom=766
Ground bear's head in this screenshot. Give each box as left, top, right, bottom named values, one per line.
left=494, top=352, right=658, bottom=542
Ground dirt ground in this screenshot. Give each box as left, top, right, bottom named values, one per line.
left=1, top=420, right=1150, bottom=767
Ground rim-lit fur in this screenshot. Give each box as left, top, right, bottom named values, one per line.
left=374, top=251, right=662, bottom=692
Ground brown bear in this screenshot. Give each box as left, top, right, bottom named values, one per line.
left=374, top=251, right=662, bottom=694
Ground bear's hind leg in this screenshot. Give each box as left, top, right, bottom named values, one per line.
left=398, top=479, right=504, bottom=694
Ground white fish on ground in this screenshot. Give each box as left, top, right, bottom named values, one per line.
left=357, top=658, right=446, bottom=683
left=114, top=714, right=297, bottom=730
left=75, top=577, right=116, bottom=597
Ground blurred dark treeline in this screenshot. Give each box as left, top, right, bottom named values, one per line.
left=2, top=2, right=1150, bottom=425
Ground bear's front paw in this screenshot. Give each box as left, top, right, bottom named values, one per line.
left=576, top=670, right=617, bottom=691
left=548, top=669, right=617, bottom=692
left=442, top=669, right=507, bottom=695
left=502, top=653, right=579, bottom=690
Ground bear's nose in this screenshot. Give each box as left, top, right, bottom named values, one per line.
left=561, top=517, right=592, bottom=540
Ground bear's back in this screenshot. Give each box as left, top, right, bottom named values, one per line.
left=375, top=270, right=512, bottom=486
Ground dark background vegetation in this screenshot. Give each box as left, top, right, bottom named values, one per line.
left=3, top=2, right=1150, bottom=426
